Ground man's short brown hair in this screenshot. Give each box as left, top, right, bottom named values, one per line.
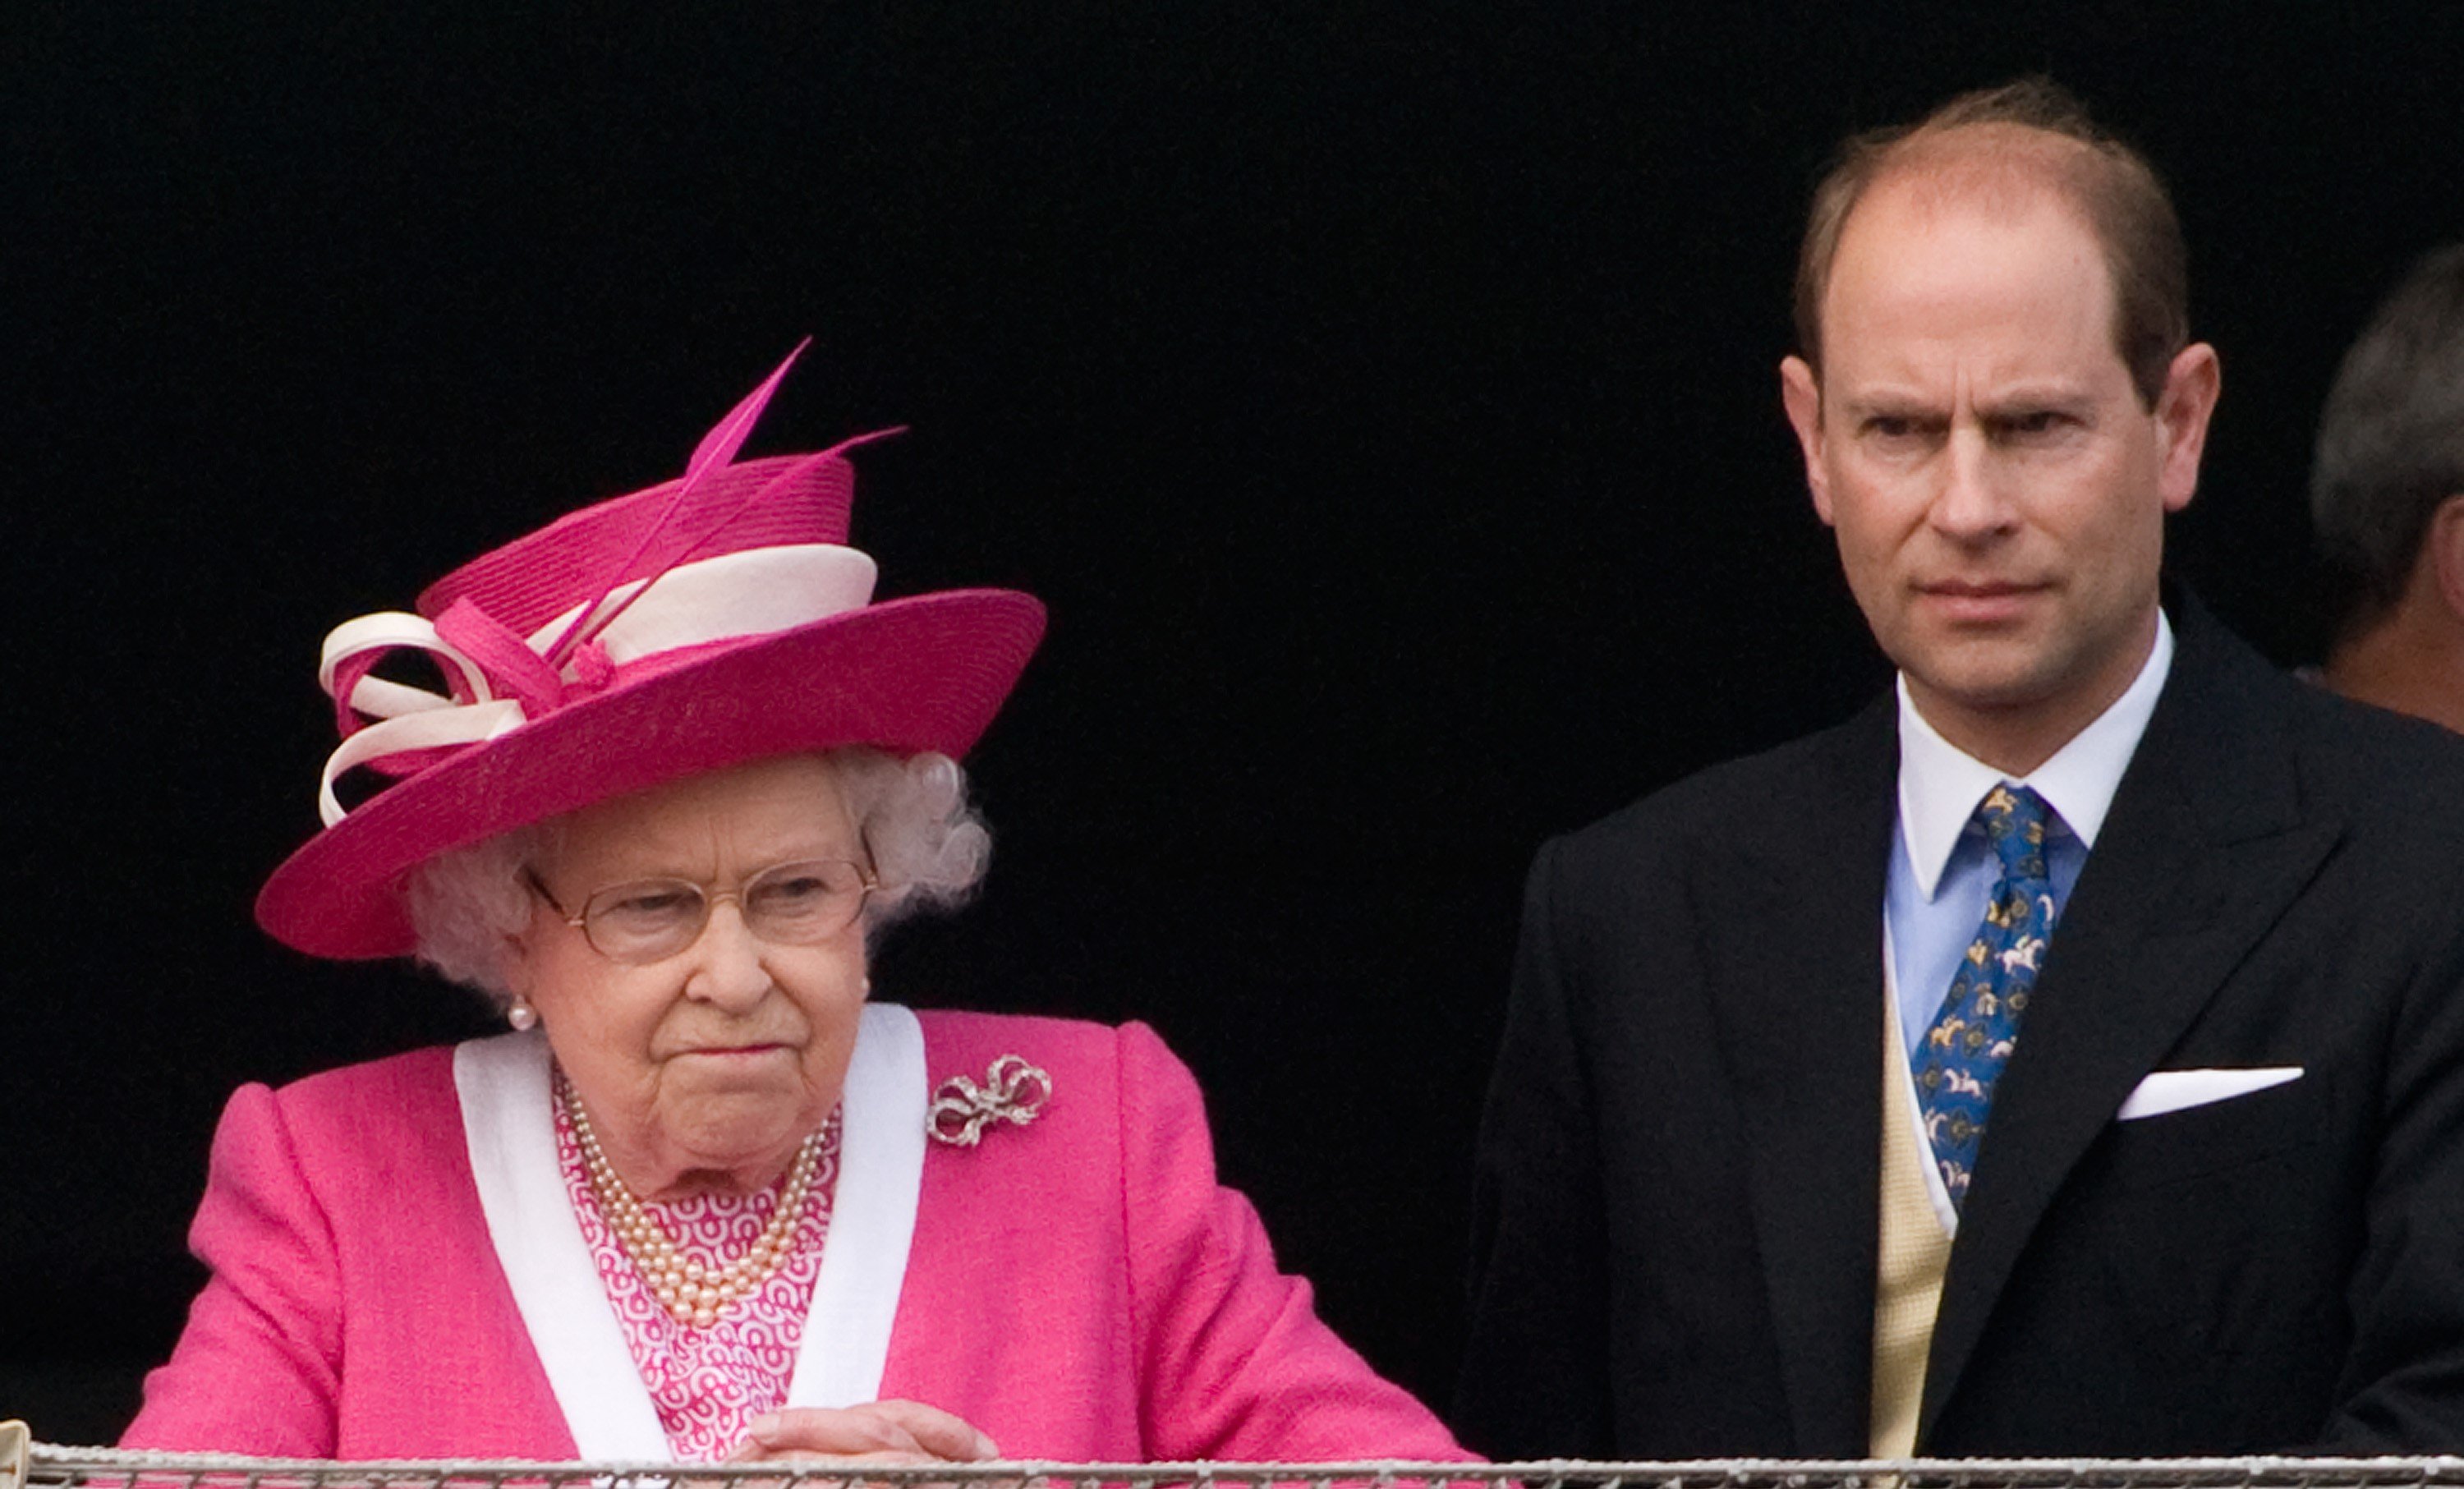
left=1792, top=78, right=2190, bottom=410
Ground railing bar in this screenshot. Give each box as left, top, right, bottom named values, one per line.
left=42, top=1460, right=2464, bottom=1489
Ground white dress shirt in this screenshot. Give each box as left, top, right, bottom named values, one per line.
left=1883, top=609, right=2174, bottom=1230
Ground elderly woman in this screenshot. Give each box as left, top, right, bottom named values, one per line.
left=124, top=352, right=1464, bottom=1465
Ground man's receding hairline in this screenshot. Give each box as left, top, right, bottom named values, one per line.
left=1840, top=174, right=2102, bottom=280
left=1814, top=126, right=2135, bottom=393
left=1889, top=124, right=2105, bottom=208
left=1796, top=80, right=2188, bottom=411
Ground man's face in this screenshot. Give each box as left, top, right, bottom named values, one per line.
left=1779, top=171, right=2218, bottom=765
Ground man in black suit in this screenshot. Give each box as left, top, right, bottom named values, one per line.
left=1456, top=80, right=2464, bottom=1459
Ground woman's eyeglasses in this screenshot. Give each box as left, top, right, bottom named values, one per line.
left=525, top=858, right=879, bottom=965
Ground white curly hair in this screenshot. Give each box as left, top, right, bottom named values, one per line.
left=404, top=747, right=988, bottom=1004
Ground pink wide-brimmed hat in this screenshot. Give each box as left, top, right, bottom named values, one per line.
left=256, top=347, right=1046, bottom=960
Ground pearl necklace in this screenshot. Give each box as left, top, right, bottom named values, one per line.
left=559, top=1073, right=832, bottom=1329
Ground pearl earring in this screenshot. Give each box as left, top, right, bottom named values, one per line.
left=508, top=997, right=539, bottom=1032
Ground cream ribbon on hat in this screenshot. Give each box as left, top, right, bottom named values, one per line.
left=313, top=544, right=879, bottom=826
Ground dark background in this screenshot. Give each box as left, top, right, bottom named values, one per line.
left=7, top=0, right=2462, bottom=1450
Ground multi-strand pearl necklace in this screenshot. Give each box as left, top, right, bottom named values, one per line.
left=559, top=1074, right=831, bottom=1329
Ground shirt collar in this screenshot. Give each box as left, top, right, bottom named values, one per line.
left=1895, top=608, right=2175, bottom=900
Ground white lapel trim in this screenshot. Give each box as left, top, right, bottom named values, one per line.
left=455, top=1008, right=928, bottom=1448
left=456, top=1031, right=670, bottom=1460
left=786, top=1001, right=927, bottom=1409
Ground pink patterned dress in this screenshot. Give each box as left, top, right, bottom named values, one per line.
left=553, top=1092, right=842, bottom=1461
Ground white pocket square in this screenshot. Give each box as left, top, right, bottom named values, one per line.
left=2116, top=1066, right=2304, bottom=1121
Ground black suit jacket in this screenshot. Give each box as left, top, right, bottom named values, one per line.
left=1457, top=600, right=2464, bottom=1457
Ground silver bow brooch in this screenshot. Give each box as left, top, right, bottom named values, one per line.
left=927, top=1054, right=1053, bottom=1147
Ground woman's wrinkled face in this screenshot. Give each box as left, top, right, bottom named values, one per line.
left=508, top=755, right=870, bottom=1199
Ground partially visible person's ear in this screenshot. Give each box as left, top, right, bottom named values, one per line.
left=2429, top=494, right=2464, bottom=623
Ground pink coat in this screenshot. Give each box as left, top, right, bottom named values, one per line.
left=123, top=1011, right=1464, bottom=1462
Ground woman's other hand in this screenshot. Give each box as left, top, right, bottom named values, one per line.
left=730, top=1401, right=1001, bottom=1464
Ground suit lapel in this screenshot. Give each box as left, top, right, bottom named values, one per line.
left=1919, top=601, right=2344, bottom=1436
left=1708, top=696, right=1900, bottom=1455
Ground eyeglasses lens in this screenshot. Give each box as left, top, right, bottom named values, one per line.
left=580, top=859, right=871, bottom=963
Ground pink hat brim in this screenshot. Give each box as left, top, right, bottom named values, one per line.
left=255, top=587, right=1046, bottom=960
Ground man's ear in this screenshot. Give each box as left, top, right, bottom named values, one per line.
left=1780, top=354, right=1833, bottom=524
left=2429, top=493, right=2464, bottom=623
left=2154, top=342, right=2223, bottom=514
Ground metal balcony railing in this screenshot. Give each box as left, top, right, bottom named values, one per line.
left=16, top=1432, right=2464, bottom=1489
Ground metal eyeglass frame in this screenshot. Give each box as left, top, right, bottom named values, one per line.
left=522, top=857, right=880, bottom=964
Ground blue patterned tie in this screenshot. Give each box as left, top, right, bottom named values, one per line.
left=1915, top=784, right=2058, bottom=1211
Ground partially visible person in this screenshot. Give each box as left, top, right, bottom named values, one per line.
left=124, top=350, right=1465, bottom=1466
left=2314, top=242, right=2464, bottom=732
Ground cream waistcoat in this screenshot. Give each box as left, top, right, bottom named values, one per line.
left=1869, top=992, right=1952, bottom=1457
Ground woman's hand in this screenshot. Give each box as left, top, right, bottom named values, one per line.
left=729, top=1401, right=1001, bottom=1464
